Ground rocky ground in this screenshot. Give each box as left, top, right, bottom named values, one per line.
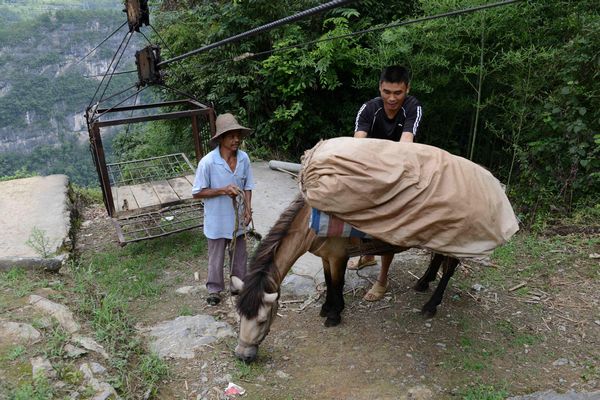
left=1, top=202, right=599, bottom=399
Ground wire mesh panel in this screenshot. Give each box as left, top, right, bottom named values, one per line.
left=112, top=202, right=204, bottom=244
left=107, top=153, right=195, bottom=186
left=107, top=152, right=200, bottom=218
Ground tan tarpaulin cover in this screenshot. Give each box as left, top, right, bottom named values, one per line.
left=299, top=137, right=519, bottom=258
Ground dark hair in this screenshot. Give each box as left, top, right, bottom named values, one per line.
left=379, top=65, right=411, bottom=85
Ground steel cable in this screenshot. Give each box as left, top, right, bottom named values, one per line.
left=149, top=24, right=173, bottom=54
left=157, top=0, right=357, bottom=67
left=192, top=0, right=523, bottom=70
left=88, top=31, right=130, bottom=109
left=76, top=21, right=127, bottom=66
left=94, top=85, right=149, bottom=121
left=98, top=32, right=134, bottom=104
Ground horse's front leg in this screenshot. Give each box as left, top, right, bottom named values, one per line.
left=320, top=258, right=333, bottom=318
left=421, top=257, right=459, bottom=318
left=321, top=256, right=348, bottom=327
left=414, top=252, right=445, bottom=292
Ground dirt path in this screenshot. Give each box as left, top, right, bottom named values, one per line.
left=75, top=204, right=600, bottom=400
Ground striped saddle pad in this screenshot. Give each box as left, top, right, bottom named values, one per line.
left=309, top=208, right=371, bottom=238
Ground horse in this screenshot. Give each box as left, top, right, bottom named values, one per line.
left=234, top=194, right=459, bottom=362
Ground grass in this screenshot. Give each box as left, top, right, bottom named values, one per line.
left=0, top=226, right=201, bottom=399
left=25, top=227, right=55, bottom=258
left=178, top=305, right=194, bottom=316
left=43, top=324, right=69, bottom=359
left=2, top=346, right=26, bottom=362
left=446, top=336, right=507, bottom=373
left=233, top=359, right=265, bottom=381
left=426, top=227, right=597, bottom=398
left=562, top=203, right=600, bottom=226
left=71, top=185, right=103, bottom=206
left=442, top=316, right=531, bottom=375
left=581, top=358, right=600, bottom=383
left=485, top=232, right=600, bottom=292
left=10, top=375, right=55, bottom=400
left=138, top=353, right=170, bottom=397
left=67, top=230, right=204, bottom=397
left=512, top=333, right=542, bottom=347
left=461, top=383, right=509, bottom=400
left=55, top=363, right=84, bottom=386
left=0, top=268, right=49, bottom=297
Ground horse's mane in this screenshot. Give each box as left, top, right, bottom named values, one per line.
left=237, top=194, right=306, bottom=318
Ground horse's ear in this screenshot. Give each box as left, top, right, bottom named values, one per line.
left=231, top=276, right=244, bottom=292
left=263, top=292, right=278, bottom=304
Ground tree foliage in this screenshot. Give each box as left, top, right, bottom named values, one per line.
left=112, top=0, right=600, bottom=222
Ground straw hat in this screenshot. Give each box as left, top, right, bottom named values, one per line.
left=210, top=113, right=252, bottom=147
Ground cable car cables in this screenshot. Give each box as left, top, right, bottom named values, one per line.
left=157, top=0, right=357, bottom=68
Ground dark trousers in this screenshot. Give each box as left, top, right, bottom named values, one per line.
left=207, top=236, right=247, bottom=293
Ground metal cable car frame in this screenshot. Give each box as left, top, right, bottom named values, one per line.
left=86, top=99, right=215, bottom=245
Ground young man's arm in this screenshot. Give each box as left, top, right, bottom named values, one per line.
left=354, top=101, right=372, bottom=138
left=401, top=98, right=422, bottom=143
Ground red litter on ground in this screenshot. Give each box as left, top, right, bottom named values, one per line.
left=224, top=382, right=245, bottom=396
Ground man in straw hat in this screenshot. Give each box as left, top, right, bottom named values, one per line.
left=192, top=113, right=254, bottom=306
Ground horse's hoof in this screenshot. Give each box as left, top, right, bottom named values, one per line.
left=319, top=304, right=330, bottom=317
left=324, top=316, right=341, bottom=327
left=413, top=282, right=429, bottom=292
left=421, top=305, right=437, bottom=318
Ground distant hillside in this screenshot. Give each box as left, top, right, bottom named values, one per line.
left=0, top=0, right=153, bottom=185
left=0, top=3, right=144, bottom=150
left=0, top=0, right=119, bottom=23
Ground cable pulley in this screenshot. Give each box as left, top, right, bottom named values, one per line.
left=135, top=45, right=163, bottom=87
left=124, top=0, right=149, bottom=32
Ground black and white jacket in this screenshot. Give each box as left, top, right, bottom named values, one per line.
left=354, top=96, right=423, bottom=141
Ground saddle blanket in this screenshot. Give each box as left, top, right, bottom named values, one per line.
left=309, top=208, right=372, bottom=238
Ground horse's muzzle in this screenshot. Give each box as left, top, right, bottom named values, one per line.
left=235, top=343, right=258, bottom=362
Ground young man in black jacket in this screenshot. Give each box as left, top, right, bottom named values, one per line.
left=347, top=65, right=423, bottom=301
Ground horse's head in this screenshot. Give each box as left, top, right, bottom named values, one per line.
left=233, top=276, right=279, bottom=362
left=233, top=195, right=307, bottom=362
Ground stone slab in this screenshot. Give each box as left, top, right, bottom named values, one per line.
left=145, top=315, right=235, bottom=359
left=0, top=174, right=71, bottom=271
left=507, top=390, right=600, bottom=400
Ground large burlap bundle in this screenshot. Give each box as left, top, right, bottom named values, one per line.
left=299, top=137, right=519, bottom=258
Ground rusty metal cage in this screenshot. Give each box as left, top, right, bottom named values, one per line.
left=86, top=99, right=215, bottom=244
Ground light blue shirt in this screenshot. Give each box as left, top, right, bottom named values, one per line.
left=192, top=147, right=254, bottom=239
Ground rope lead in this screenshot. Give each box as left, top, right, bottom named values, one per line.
left=228, top=187, right=254, bottom=278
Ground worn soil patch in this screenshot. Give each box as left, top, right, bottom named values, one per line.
left=70, top=204, right=600, bottom=399
left=2, top=203, right=597, bottom=398
left=0, top=198, right=572, bottom=400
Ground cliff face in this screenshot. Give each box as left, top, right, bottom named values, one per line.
left=0, top=6, right=145, bottom=153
